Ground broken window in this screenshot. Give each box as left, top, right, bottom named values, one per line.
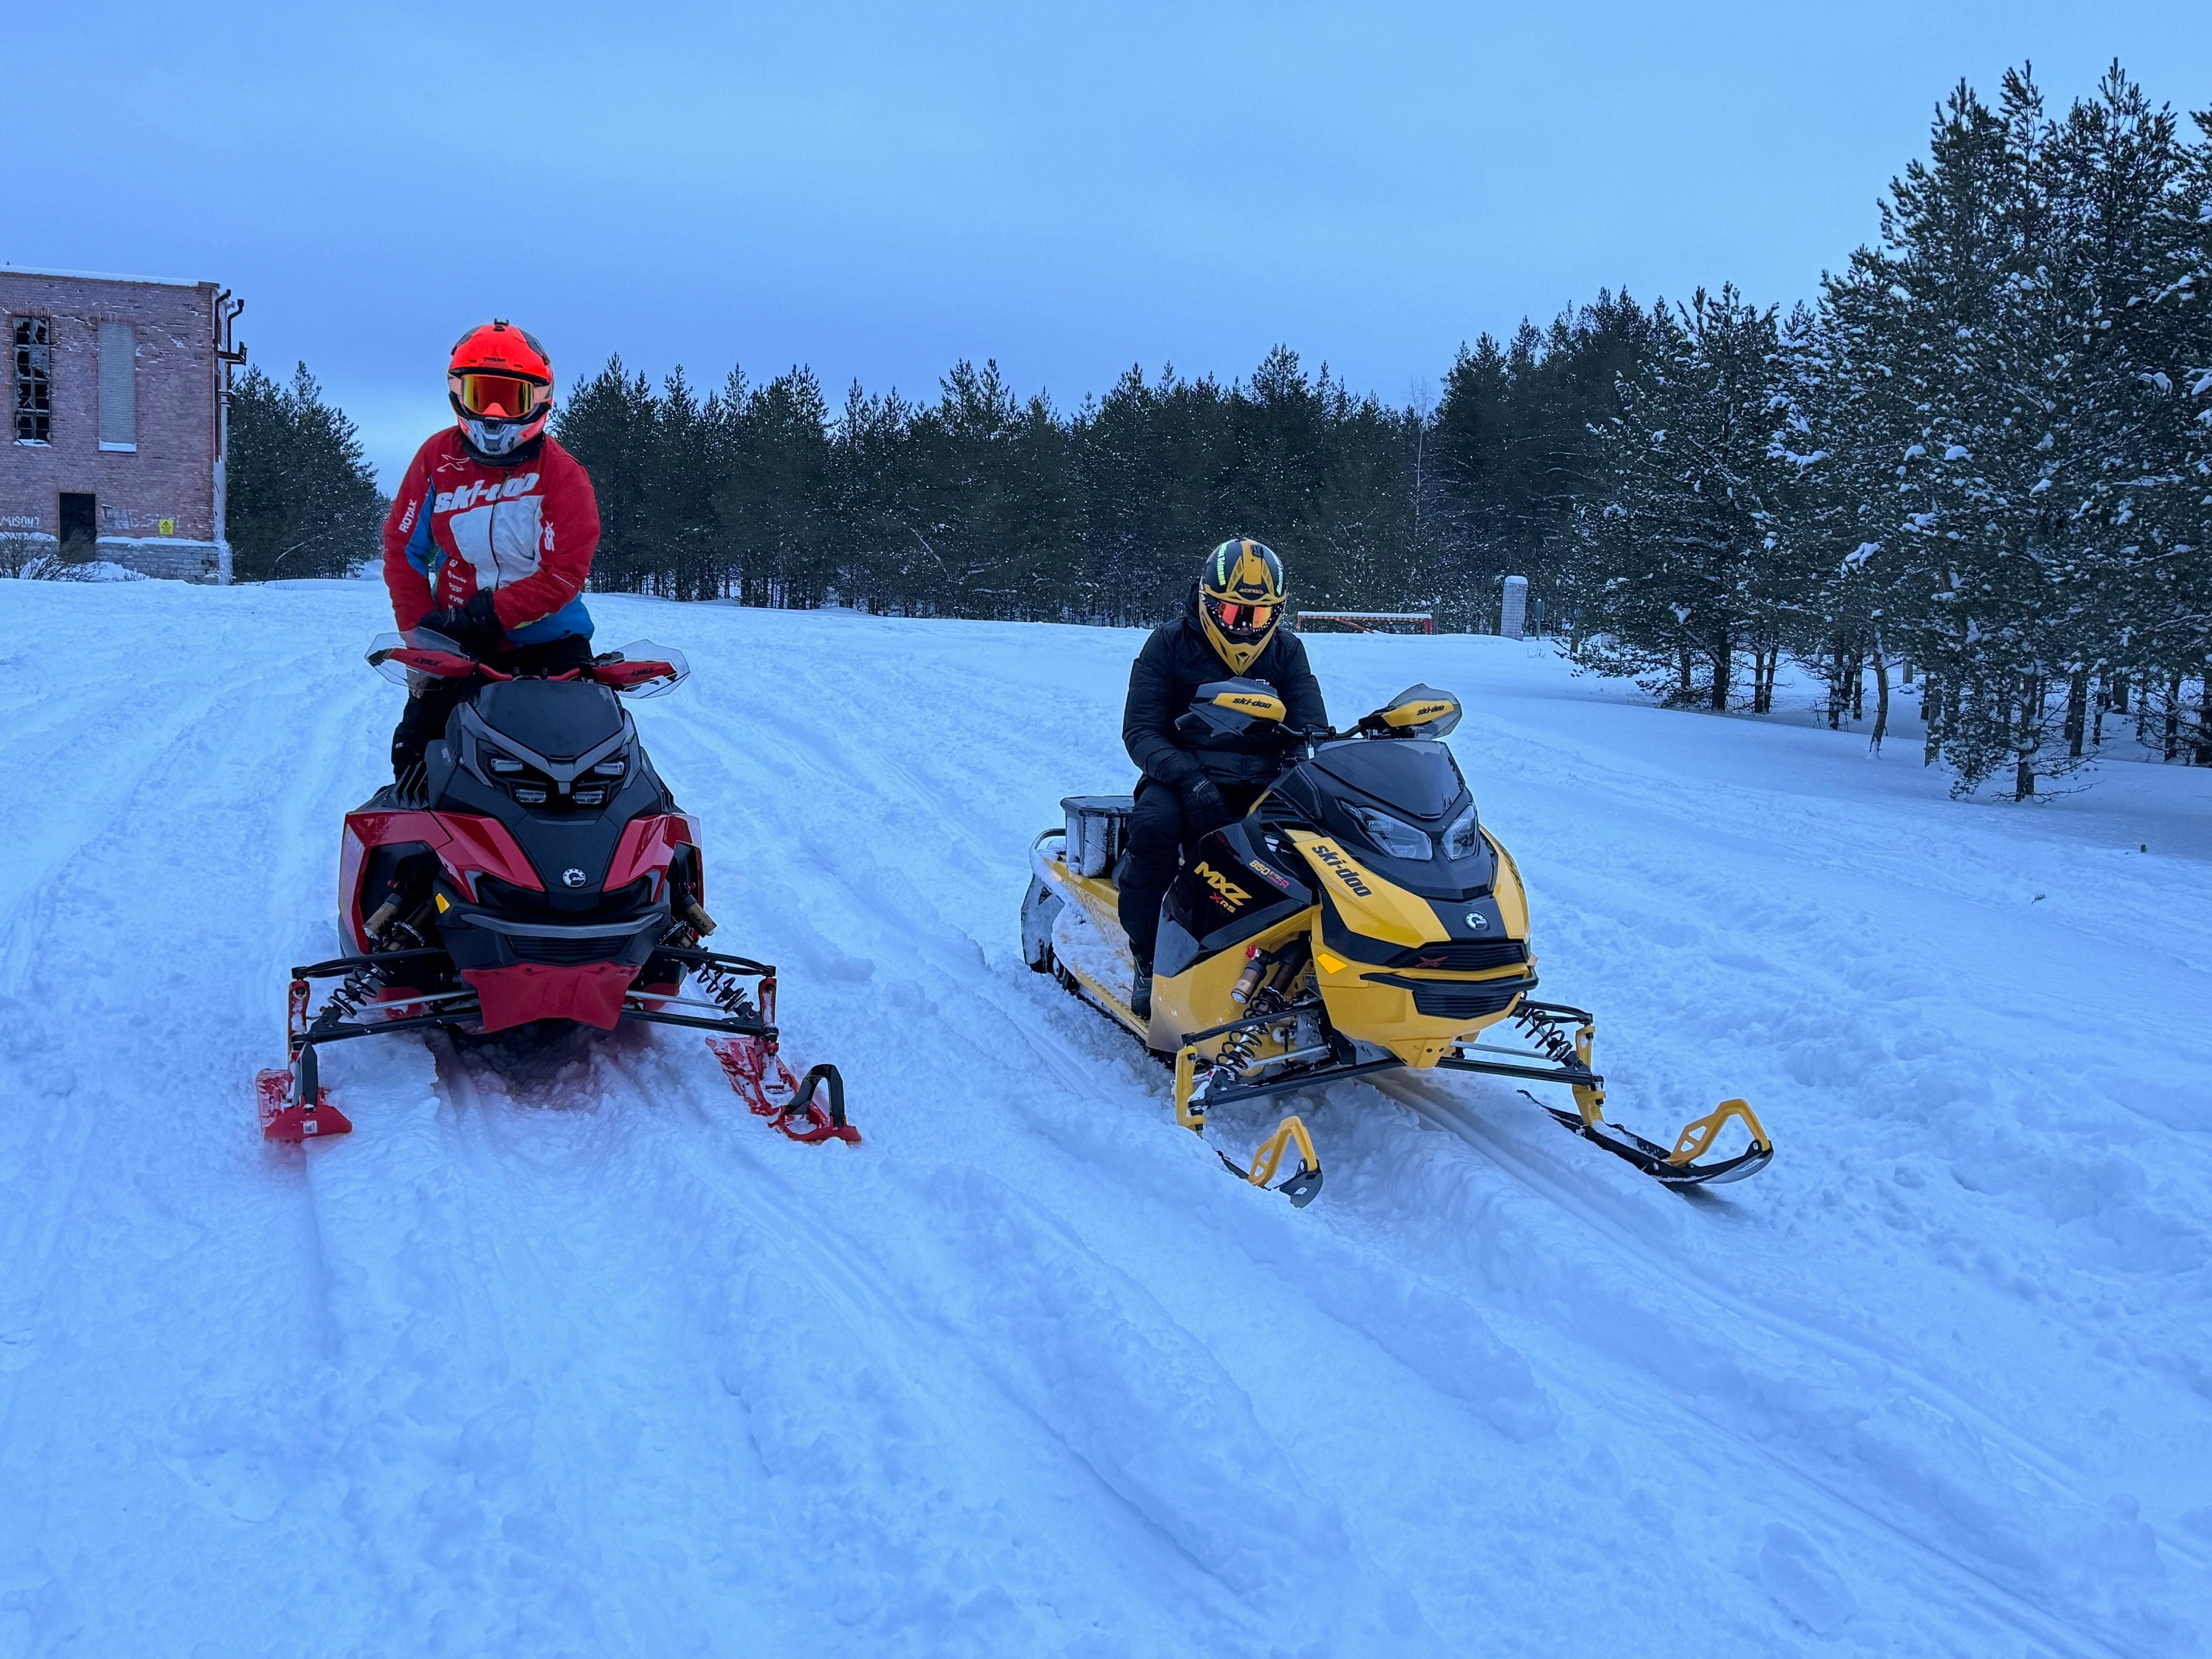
left=13, top=317, right=50, bottom=443
left=98, top=321, right=136, bottom=450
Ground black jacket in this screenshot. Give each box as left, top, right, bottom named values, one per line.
left=1123, top=586, right=1328, bottom=792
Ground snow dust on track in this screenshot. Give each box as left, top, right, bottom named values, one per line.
left=0, top=578, right=2206, bottom=1657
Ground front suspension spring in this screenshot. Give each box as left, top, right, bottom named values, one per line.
left=1216, top=1026, right=1266, bottom=1076
left=310, top=959, right=387, bottom=1038
left=1513, top=1003, right=1582, bottom=1068
left=692, top=956, right=767, bottom=1027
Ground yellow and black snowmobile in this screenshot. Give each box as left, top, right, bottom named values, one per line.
left=1020, top=681, right=1771, bottom=1205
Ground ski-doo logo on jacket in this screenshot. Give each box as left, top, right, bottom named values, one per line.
left=435, top=475, right=541, bottom=514
left=380, top=430, right=601, bottom=647
left=432, top=473, right=548, bottom=585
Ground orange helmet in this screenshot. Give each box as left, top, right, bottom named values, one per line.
left=448, top=321, right=553, bottom=457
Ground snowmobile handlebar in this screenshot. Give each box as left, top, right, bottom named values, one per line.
left=366, top=630, right=692, bottom=698
left=1284, top=685, right=1465, bottom=750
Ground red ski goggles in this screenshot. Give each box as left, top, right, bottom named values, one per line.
left=1207, top=598, right=1277, bottom=635
left=453, top=373, right=549, bottom=421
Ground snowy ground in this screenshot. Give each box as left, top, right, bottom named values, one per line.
left=1, top=578, right=2208, bottom=1658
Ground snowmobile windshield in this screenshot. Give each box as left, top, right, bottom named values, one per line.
left=591, top=641, right=690, bottom=698
left=1312, top=738, right=1465, bottom=821
left=472, top=678, right=626, bottom=763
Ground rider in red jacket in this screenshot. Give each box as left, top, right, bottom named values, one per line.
left=381, top=321, right=603, bottom=785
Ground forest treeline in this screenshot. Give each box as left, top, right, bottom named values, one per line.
left=550, top=303, right=1647, bottom=634
left=211, top=60, right=2210, bottom=797
left=553, top=348, right=1452, bottom=627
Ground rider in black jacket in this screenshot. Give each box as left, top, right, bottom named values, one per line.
left=1120, top=538, right=1326, bottom=1014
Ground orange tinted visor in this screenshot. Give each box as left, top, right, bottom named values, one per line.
left=1214, top=602, right=1275, bottom=633
left=456, top=373, right=547, bottom=421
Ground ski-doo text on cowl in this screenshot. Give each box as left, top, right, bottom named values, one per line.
left=1019, top=682, right=1771, bottom=1205
left=257, top=630, right=855, bottom=1149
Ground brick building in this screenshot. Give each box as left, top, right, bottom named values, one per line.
left=3, top=268, right=245, bottom=582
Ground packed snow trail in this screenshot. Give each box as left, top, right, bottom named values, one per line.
left=0, top=579, right=2207, bottom=1657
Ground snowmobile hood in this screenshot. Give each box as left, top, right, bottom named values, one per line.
left=471, top=678, right=626, bottom=763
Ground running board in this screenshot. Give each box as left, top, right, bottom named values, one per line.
left=1051, top=953, right=1152, bottom=1044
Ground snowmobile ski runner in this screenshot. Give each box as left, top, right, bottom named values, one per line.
left=258, top=630, right=854, bottom=1148
left=1020, top=681, right=1771, bottom=1203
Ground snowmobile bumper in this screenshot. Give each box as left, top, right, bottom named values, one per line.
left=463, top=961, right=635, bottom=1029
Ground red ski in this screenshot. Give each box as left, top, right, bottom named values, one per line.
left=256, top=1064, right=353, bottom=1142
left=709, top=1036, right=858, bottom=1145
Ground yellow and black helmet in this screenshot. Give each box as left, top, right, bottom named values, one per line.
left=1197, top=537, right=1286, bottom=672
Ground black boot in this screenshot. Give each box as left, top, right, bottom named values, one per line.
left=1131, top=962, right=1153, bottom=1020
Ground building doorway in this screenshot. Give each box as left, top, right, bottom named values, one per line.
left=59, top=493, right=96, bottom=562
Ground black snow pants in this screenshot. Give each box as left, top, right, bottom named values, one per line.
left=390, top=635, right=596, bottom=780
left=1116, top=780, right=1262, bottom=969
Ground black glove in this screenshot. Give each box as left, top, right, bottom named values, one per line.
left=416, top=590, right=505, bottom=659
left=1176, top=775, right=1235, bottom=835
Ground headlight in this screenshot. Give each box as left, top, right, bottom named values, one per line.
left=486, top=752, right=524, bottom=775
left=1345, top=802, right=1433, bottom=860
left=1442, top=804, right=1482, bottom=860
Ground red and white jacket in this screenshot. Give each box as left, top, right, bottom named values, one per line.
left=381, top=430, right=601, bottom=645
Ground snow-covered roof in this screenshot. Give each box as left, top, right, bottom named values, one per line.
left=0, top=264, right=215, bottom=290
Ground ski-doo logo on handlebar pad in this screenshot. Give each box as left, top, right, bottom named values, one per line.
left=1307, top=841, right=1373, bottom=898
left=1194, top=862, right=1249, bottom=908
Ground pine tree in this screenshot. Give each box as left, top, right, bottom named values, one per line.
left=1429, top=292, right=1655, bottom=630
left=719, top=366, right=835, bottom=608
left=225, top=363, right=386, bottom=582
left=554, top=359, right=658, bottom=594
left=2113, top=84, right=2212, bottom=761
left=1561, top=290, right=1789, bottom=708
left=637, top=368, right=721, bottom=601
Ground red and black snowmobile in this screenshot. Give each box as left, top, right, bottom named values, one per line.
left=258, top=630, right=855, bottom=1148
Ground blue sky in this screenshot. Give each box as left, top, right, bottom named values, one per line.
left=14, top=2, right=2210, bottom=483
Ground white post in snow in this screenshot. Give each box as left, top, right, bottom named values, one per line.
left=1500, top=575, right=1528, bottom=639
